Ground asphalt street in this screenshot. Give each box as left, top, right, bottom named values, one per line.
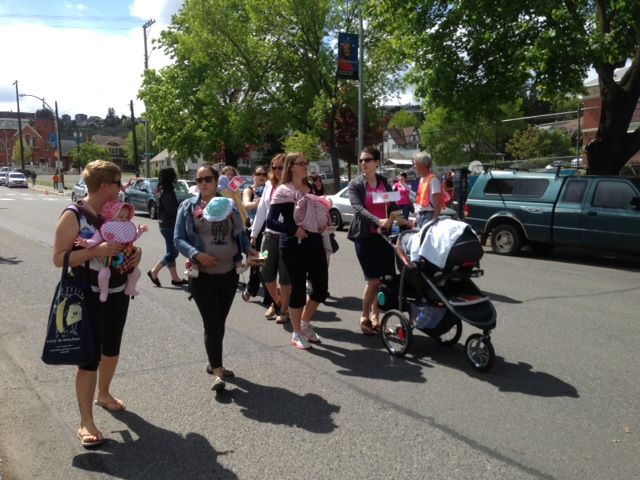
left=0, top=186, right=639, bottom=479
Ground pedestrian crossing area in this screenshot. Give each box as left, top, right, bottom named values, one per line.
left=0, top=189, right=66, bottom=202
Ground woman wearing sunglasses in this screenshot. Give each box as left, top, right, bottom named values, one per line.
left=347, top=146, right=400, bottom=335
left=174, top=164, right=255, bottom=391
left=249, top=154, right=292, bottom=324
left=267, top=152, right=328, bottom=350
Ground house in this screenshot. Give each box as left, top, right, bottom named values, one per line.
left=0, top=112, right=64, bottom=170
left=90, top=135, right=129, bottom=169
left=382, top=126, right=421, bottom=177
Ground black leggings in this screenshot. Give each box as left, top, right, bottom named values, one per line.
left=190, top=270, right=239, bottom=370
left=80, top=290, right=130, bottom=372
left=281, top=234, right=328, bottom=309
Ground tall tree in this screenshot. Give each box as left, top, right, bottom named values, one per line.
left=283, top=132, right=323, bottom=162
left=371, top=0, right=640, bottom=174
left=139, top=0, right=397, bottom=186
left=387, top=109, right=420, bottom=129
left=70, top=143, right=109, bottom=170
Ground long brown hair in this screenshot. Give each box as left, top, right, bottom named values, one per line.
left=280, top=152, right=312, bottom=189
left=268, top=153, right=285, bottom=186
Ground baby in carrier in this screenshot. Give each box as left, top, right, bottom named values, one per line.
left=293, top=191, right=332, bottom=238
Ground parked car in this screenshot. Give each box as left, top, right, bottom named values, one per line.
left=124, top=178, right=193, bottom=219
left=0, top=171, right=8, bottom=186
left=178, top=179, right=195, bottom=193
left=464, top=170, right=640, bottom=255
left=7, top=172, right=28, bottom=188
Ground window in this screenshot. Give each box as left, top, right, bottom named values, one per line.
left=561, top=180, right=588, bottom=203
left=484, top=179, right=514, bottom=195
left=484, top=178, right=549, bottom=197
left=592, top=181, right=637, bottom=209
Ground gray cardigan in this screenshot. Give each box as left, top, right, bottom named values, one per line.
left=347, top=174, right=400, bottom=240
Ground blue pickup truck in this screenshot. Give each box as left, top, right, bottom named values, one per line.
left=464, top=170, right=640, bottom=256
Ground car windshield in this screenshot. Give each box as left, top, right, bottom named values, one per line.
left=9, top=173, right=25, bottom=178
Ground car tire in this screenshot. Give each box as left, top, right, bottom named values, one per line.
left=490, top=224, right=521, bottom=256
left=148, top=200, right=157, bottom=220
left=329, top=208, right=344, bottom=230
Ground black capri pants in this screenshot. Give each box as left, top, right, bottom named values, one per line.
left=281, top=233, right=328, bottom=309
left=190, top=269, right=239, bottom=370
left=80, top=290, right=130, bottom=372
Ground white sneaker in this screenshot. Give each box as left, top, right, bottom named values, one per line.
left=291, top=332, right=312, bottom=350
left=300, top=321, right=321, bottom=344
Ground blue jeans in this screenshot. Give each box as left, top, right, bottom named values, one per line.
left=416, top=210, right=434, bottom=228
left=160, top=228, right=179, bottom=267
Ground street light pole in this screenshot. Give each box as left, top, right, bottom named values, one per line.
left=19, top=94, right=64, bottom=192
left=357, top=0, right=364, bottom=155
left=143, top=19, right=155, bottom=178
left=13, top=81, right=26, bottom=171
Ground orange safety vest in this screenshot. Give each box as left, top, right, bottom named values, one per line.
left=415, top=174, right=437, bottom=208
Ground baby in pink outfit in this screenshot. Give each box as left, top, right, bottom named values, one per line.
left=76, top=201, right=148, bottom=302
left=293, top=193, right=331, bottom=233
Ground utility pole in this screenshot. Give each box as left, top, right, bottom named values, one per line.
left=54, top=101, right=64, bottom=192
left=13, top=80, right=25, bottom=171
left=143, top=19, right=155, bottom=178
left=130, top=100, right=139, bottom=172
left=357, top=1, right=364, bottom=155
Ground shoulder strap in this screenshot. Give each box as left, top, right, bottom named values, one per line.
left=66, top=201, right=103, bottom=229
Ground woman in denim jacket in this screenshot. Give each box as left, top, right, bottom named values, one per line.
left=174, top=164, right=254, bottom=392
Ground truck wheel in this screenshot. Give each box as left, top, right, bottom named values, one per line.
left=490, top=224, right=521, bottom=256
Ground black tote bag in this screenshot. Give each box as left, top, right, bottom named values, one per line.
left=41, top=251, right=96, bottom=366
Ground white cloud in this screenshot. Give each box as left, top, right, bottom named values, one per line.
left=75, top=4, right=87, bottom=12
left=0, top=0, right=183, bottom=118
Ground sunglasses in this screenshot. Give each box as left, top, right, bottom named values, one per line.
left=271, top=166, right=283, bottom=171
left=254, top=172, right=267, bottom=176
left=294, top=161, right=308, bottom=167
left=111, top=179, right=122, bottom=187
left=360, top=157, right=376, bottom=163
left=196, top=176, right=215, bottom=184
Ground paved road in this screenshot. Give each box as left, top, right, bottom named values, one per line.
left=0, top=186, right=639, bottom=479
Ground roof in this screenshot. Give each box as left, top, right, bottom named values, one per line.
left=91, top=135, right=126, bottom=146
left=150, top=148, right=170, bottom=164
left=386, top=127, right=420, bottom=147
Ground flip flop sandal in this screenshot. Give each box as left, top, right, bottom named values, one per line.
left=371, top=316, right=381, bottom=333
left=78, top=430, right=103, bottom=448
left=94, top=398, right=126, bottom=412
left=360, top=318, right=376, bottom=335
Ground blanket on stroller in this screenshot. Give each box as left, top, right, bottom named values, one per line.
left=408, top=218, right=473, bottom=268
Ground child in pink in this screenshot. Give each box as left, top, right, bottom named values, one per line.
left=76, top=201, right=148, bottom=302
left=293, top=192, right=331, bottom=234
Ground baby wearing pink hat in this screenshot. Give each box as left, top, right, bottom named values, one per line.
left=76, top=201, right=148, bottom=302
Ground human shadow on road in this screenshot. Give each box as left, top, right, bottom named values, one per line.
left=408, top=335, right=579, bottom=398
left=309, top=327, right=429, bottom=383
left=0, top=256, right=22, bottom=265
left=72, top=410, right=237, bottom=479
left=217, top=377, right=340, bottom=433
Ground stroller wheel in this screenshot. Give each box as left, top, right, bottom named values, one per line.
left=381, top=310, right=412, bottom=357
left=464, top=333, right=495, bottom=372
left=436, top=317, right=462, bottom=346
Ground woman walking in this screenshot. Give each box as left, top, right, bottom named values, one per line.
left=147, top=167, right=188, bottom=287
left=250, top=154, right=291, bottom=324
left=52, top=160, right=141, bottom=447
left=348, top=146, right=400, bottom=334
left=174, top=164, right=255, bottom=391
left=267, top=152, right=329, bottom=350
left=242, top=166, right=268, bottom=301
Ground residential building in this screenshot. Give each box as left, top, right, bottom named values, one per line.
left=90, top=135, right=129, bottom=169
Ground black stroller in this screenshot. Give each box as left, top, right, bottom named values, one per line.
left=377, top=219, right=497, bottom=371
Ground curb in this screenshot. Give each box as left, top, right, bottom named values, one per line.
left=32, top=186, right=70, bottom=196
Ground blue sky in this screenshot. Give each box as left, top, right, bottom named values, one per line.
left=0, top=0, right=183, bottom=117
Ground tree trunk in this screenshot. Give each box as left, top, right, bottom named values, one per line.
left=587, top=62, right=640, bottom=175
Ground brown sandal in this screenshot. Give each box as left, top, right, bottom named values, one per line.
left=360, top=317, right=375, bottom=335
left=370, top=316, right=381, bottom=333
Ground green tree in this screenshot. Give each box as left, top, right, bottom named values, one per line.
left=12, top=141, right=32, bottom=166
left=139, top=0, right=397, bottom=188
left=371, top=1, right=640, bottom=174
left=105, top=107, right=119, bottom=127
left=387, top=109, right=420, bottom=129
left=70, top=143, right=109, bottom=170
left=506, top=126, right=574, bottom=160
left=283, top=132, right=323, bottom=162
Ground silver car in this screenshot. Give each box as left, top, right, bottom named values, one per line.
left=0, top=172, right=7, bottom=186
left=7, top=172, right=28, bottom=188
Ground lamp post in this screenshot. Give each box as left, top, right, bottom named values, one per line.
left=19, top=94, right=64, bottom=193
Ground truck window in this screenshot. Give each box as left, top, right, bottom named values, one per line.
left=484, top=179, right=514, bottom=195
left=561, top=180, right=588, bottom=203
left=512, top=179, right=549, bottom=197
left=592, top=181, right=637, bottom=209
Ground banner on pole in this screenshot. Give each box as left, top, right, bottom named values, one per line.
left=336, top=32, right=359, bottom=80
left=372, top=191, right=400, bottom=204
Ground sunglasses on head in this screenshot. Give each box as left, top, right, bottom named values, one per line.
left=360, top=156, right=376, bottom=163
left=196, top=175, right=215, bottom=184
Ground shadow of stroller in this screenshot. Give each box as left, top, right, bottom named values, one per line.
left=217, top=377, right=340, bottom=434
left=72, top=410, right=237, bottom=479
left=409, top=335, right=579, bottom=398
